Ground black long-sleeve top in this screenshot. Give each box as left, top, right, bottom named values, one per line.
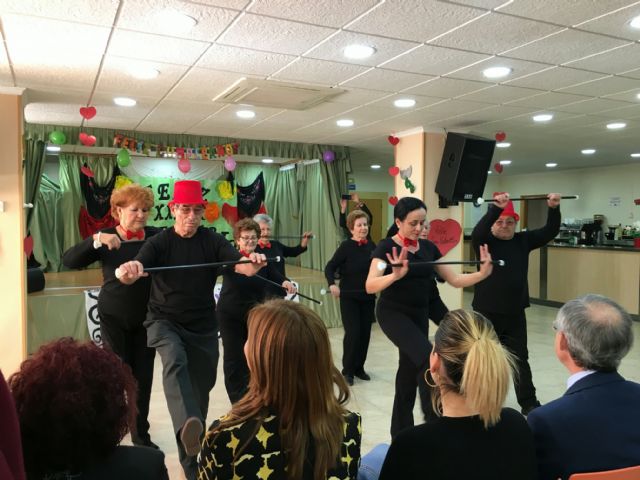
left=340, top=202, right=373, bottom=240
left=62, top=226, right=161, bottom=323
left=324, top=239, right=376, bottom=302
left=471, top=204, right=560, bottom=314
left=255, top=240, right=307, bottom=297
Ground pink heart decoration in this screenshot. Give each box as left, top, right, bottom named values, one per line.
left=388, top=135, right=400, bottom=146
left=427, top=219, right=462, bottom=257
left=388, top=196, right=399, bottom=206
left=79, top=106, right=97, bottom=120
left=494, top=163, right=503, bottom=174
left=81, top=166, right=95, bottom=177
left=388, top=166, right=400, bottom=176
left=495, top=131, right=506, bottom=142
left=79, top=133, right=96, bottom=146
left=24, top=235, right=34, bottom=258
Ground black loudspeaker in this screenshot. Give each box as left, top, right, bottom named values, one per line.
left=27, top=268, right=45, bottom=293
left=435, top=133, right=496, bottom=205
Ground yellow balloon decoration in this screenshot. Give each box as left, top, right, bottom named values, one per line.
left=216, top=180, right=235, bottom=200
left=204, top=202, right=219, bottom=223
left=115, top=175, right=133, bottom=190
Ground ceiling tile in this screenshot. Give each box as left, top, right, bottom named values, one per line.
left=564, top=44, right=640, bottom=75
left=431, top=13, right=562, bottom=54
left=458, top=84, right=543, bottom=104
left=382, top=45, right=490, bottom=76
left=247, top=0, right=379, bottom=28
left=505, top=29, right=630, bottom=64
left=263, top=103, right=354, bottom=125
left=504, top=91, right=590, bottom=109
left=554, top=97, right=635, bottom=115
left=164, top=67, right=249, bottom=103
left=347, top=0, right=485, bottom=42
left=557, top=75, right=640, bottom=96
left=197, top=45, right=296, bottom=75
left=189, top=0, right=251, bottom=9
left=446, top=0, right=509, bottom=8
left=602, top=89, right=640, bottom=102
left=340, top=68, right=434, bottom=92
left=272, top=58, right=371, bottom=86
left=109, top=29, right=210, bottom=65
left=505, top=66, right=609, bottom=90
left=418, top=98, right=494, bottom=116
left=137, top=100, right=222, bottom=132
left=1, top=0, right=119, bottom=26
left=575, top=3, right=640, bottom=40
left=498, top=0, right=635, bottom=26
left=448, top=57, right=552, bottom=83
left=402, top=77, right=491, bottom=98
left=218, top=13, right=336, bottom=55
left=327, top=88, right=393, bottom=106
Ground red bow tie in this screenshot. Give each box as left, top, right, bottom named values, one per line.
left=259, top=240, right=271, bottom=249
left=125, top=229, right=144, bottom=240
left=357, top=239, right=368, bottom=246
left=398, top=234, right=417, bottom=247
left=239, top=250, right=251, bottom=258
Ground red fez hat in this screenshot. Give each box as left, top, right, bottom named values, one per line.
left=500, top=200, right=519, bottom=221
left=169, top=180, right=207, bottom=208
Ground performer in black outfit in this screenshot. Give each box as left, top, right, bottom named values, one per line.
left=62, top=183, right=160, bottom=449
left=117, top=180, right=267, bottom=480
left=472, top=191, right=561, bottom=415
left=217, top=218, right=296, bottom=403
left=339, top=193, right=373, bottom=240
left=366, top=197, right=494, bottom=439
left=325, top=209, right=376, bottom=386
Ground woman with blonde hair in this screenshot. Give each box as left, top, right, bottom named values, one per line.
left=198, top=299, right=361, bottom=480
left=379, top=309, right=537, bottom=479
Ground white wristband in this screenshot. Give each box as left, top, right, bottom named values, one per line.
left=93, top=232, right=102, bottom=249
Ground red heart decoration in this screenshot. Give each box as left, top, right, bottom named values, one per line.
left=494, top=163, right=503, bottom=174
left=79, top=133, right=96, bottom=146
left=388, top=166, right=400, bottom=176
left=427, top=219, right=462, bottom=256
left=387, top=135, right=400, bottom=146
left=81, top=166, right=95, bottom=177
left=79, top=106, right=97, bottom=120
left=24, top=235, right=34, bottom=258
left=495, top=131, right=506, bottom=142
left=388, top=196, right=399, bottom=206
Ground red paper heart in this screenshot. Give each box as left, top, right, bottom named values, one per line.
left=388, top=166, right=400, bottom=176
left=388, top=196, right=399, bottom=206
left=387, top=135, right=400, bottom=146
left=79, top=106, right=97, bottom=120
left=81, top=166, right=95, bottom=177
left=79, top=133, right=96, bottom=146
left=24, top=235, right=34, bottom=258
left=494, top=163, right=503, bottom=174
left=495, top=131, right=506, bottom=142
left=427, top=219, right=462, bottom=256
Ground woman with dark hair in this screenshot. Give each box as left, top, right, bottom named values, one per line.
left=325, top=209, right=376, bottom=386
left=217, top=218, right=296, bottom=403
left=198, top=300, right=361, bottom=480
left=62, top=183, right=160, bottom=448
left=379, top=310, right=536, bottom=479
left=366, top=197, right=493, bottom=438
left=8, top=338, right=167, bottom=480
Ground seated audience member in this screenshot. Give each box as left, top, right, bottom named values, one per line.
left=0, top=370, right=25, bottom=480
left=528, top=294, right=640, bottom=480
left=198, top=300, right=361, bottom=480
left=8, top=338, right=168, bottom=480
left=379, top=310, right=537, bottom=480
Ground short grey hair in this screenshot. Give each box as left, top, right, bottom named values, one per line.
left=554, top=294, right=633, bottom=371
left=253, top=214, right=273, bottom=227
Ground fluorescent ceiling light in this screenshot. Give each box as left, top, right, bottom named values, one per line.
left=128, top=66, right=159, bottom=80
left=482, top=66, right=512, bottom=79
left=279, top=164, right=295, bottom=171
left=581, top=149, right=596, bottom=155
left=533, top=113, right=553, bottom=122
left=156, top=9, right=197, bottom=33
left=236, top=110, right=255, bottom=119
left=370, top=164, right=381, bottom=169
left=113, top=97, right=136, bottom=107
left=46, top=145, right=61, bottom=152
left=546, top=163, right=558, bottom=168
left=631, top=153, right=640, bottom=158
left=336, top=119, right=354, bottom=127
left=499, top=160, right=512, bottom=165
left=630, top=15, right=640, bottom=29
left=496, top=142, right=511, bottom=148
left=606, top=122, right=626, bottom=129
left=343, top=44, right=376, bottom=59
left=394, top=98, right=416, bottom=108
left=262, top=158, right=274, bottom=163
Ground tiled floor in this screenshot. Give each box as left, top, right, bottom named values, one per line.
left=133, top=283, right=640, bottom=479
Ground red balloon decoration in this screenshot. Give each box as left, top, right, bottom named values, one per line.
left=388, top=166, right=400, bottom=176
left=387, top=135, right=400, bottom=146
left=495, top=131, right=506, bottom=142
left=388, top=196, right=399, bottom=206
left=79, top=106, right=97, bottom=120
left=494, top=163, right=503, bottom=174
left=178, top=158, right=191, bottom=174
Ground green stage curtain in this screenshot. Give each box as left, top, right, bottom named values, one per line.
left=31, top=176, right=65, bottom=272
left=23, top=138, right=47, bottom=231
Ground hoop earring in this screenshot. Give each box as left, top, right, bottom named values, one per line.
left=424, top=368, right=437, bottom=388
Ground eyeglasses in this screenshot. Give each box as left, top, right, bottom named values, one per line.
left=239, top=236, right=258, bottom=242
left=176, top=205, right=205, bottom=215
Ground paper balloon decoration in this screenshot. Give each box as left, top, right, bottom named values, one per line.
left=387, top=135, right=400, bottom=146
left=494, top=163, right=503, bottom=174
left=79, top=106, right=97, bottom=120
left=178, top=158, right=191, bottom=173
left=117, top=148, right=131, bottom=167
left=49, top=131, right=66, bottom=145
left=322, top=150, right=335, bottom=163
left=388, top=166, right=400, bottom=176
left=495, top=131, right=506, bottom=142
left=224, top=156, right=236, bottom=172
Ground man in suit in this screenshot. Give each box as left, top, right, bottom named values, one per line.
left=528, top=294, right=640, bottom=480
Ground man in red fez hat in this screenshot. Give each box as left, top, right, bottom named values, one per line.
left=117, top=180, right=267, bottom=479
left=471, top=191, right=561, bottom=416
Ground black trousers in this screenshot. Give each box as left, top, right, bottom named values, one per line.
left=145, top=317, right=218, bottom=480
left=217, top=309, right=250, bottom=404
left=477, top=309, right=538, bottom=409
left=340, top=297, right=375, bottom=376
left=99, top=309, right=155, bottom=443
left=377, top=300, right=438, bottom=439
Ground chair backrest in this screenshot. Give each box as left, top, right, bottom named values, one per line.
left=569, top=465, right=640, bottom=480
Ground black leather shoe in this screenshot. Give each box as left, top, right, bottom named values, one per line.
left=343, top=374, right=354, bottom=386
left=355, top=370, right=371, bottom=381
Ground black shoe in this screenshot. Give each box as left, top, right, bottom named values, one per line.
left=355, top=370, right=371, bottom=381
left=132, top=437, right=160, bottom=450
left=521, top=401, right=541, bottom=416
left=343, top=374, right=354, bottom=386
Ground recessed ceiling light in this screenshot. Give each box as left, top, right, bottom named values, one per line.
left=581, top=149, right=596, bottom=155
left=370, top=164, right=381, bottom=169
left=113, top=97, right=136, bottom=107
left=394, top=98, right=416, bottom=108
left=336, top=119, right=354, bottom=127
left=496, top=142, right=511, bottom=148
left=128, top=66, right=160, bottom=80
left=631, top=153, right=640, bottom=158
left=156, top=9, right=197, bottom=33
left=46, top=145, right=61, bottom=152
left=546, top=163, right=558, bottom=168
left=630, top=15, right=640, bottom=29
left=262, top=158, right=274, bottom=163
left=343, top=44, right=376, bottom=59
left=499, top=160, right=512, bottom=165
left=606, top=122, right=626, bottom=129
left=236, top=110, right=255, bottom=119
left=636, top=92, right=640, bottom=100
left=533, top=113, right=553, bottom=122
left=482, top=66, right=512, bottom=79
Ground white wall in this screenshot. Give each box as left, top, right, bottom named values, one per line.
left=350, top=166, right=395, bottom=228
